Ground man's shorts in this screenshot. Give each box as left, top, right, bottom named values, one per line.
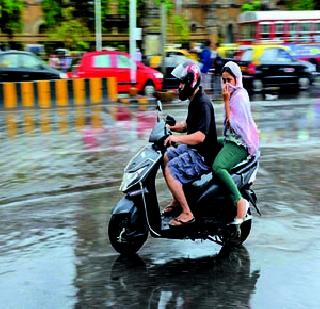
left=166, top=144, right=211, bottom=185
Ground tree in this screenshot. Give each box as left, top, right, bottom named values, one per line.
left=48, top=7, right=91, bottom=50
left=169, top=13, right=189, bottom=42
left=285, top=0, right=315, bottom=10
left=0, top=0, right=24, bottom=36
left=42, top=0, right=109, bottom=32
left=242, top=1, right=262, bottom=11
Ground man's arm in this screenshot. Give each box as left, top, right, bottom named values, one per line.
left=164, top=131, right=205, bottom=147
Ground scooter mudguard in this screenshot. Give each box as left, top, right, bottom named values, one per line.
left=111, top=197, right=147, bottom=233
left=112, top=197, right=137, bottom=216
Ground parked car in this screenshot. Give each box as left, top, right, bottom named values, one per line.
left=69, top=50, right=163, bottom=95
left=0, top=50, right=65, bottom=82
left=235, top=46, right=315, bottom=92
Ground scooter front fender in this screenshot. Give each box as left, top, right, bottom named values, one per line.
left=112, top=196, right=139, bottom=216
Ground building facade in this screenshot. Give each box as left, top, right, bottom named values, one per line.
left=20, top=0, right=280, bottom=52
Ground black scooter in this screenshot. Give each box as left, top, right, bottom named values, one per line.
left=108, top=101, right=261, bottom=255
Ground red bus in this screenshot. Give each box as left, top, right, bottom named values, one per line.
left=238, top=10, right=320, bottom=44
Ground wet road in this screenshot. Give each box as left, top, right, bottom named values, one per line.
left=1, top=87, right=320, bottom=308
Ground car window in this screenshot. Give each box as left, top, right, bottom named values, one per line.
left=20, top=54, right=42, bottom=69
left=240, top=49, right=253, bottom=61
left=93, top=54, right=112, bottom=68
left=116, top=55, right=133, bottom=69
left=276, top=49, right=293, bottom=62
left=167, top=51, right=183, bottom=57
left=0, top=54, right=19, bottom=68
left=260, top=49, right=278, bottom=63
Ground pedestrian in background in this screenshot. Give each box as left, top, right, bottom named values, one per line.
left=199, top=39, right=213, bottom=91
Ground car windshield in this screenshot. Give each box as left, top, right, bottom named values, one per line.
left=21, top=54, right=43, bottom=69
left=260, top=48, right=293, bottom=63
left=0, top=54, right=19, bottom=68
left=0, top=53, right=44, bottom=69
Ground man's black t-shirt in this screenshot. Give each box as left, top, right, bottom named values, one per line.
left=186, top=87, right=218, bottom=166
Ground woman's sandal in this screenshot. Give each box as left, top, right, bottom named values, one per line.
left=230, top=199, right=250, bottom=225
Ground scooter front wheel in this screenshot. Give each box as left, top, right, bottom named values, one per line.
left=108, top=214, right=148, bottom=255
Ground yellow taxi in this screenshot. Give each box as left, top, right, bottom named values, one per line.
left=217, top=43, right=240, bottom=58
left=236, top=43, right=314, bottom=92
left=240, top=43, right=290, bottom=65
left=148, top=49, right=198, bottom=69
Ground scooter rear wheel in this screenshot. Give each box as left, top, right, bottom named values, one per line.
left=224, top=218, right=252, bottom=248
left=108, top=215, right=148, bottom=255
left=239, top=219, right=252, bottom=243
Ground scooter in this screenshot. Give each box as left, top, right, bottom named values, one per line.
left=108, top=101, right=261, bottom=255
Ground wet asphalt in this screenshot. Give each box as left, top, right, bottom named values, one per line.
left=0, top=84, right=320, bottom=308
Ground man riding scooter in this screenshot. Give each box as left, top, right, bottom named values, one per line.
left=162, top=60, right=219, bottom=227
left=108, top=61, right=260, bottom=255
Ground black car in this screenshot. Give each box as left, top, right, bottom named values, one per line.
left=236, top=47, right=315, bottom=93
left=0, top=51, right=64, bottom=82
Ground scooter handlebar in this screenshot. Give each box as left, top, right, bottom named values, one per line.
left=165, top=115, right=176, bottom=126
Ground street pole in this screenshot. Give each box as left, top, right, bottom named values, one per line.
left=129, top=0, right=137, bottom=84
left=160, top=0, right=167, bottom=75
left=95, top=0, right=102, bottom=51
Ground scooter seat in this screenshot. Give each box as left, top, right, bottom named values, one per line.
left=189, top=151, right=260, bottom=192
left=229, top=151, right=260, bottom=174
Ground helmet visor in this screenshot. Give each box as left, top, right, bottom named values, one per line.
left=171, top=63, right=187, bottom=80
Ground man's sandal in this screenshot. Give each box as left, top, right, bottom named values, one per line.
left=169, top=217, right=195, bottom=227
left=162, top=204, right=181, bottom=217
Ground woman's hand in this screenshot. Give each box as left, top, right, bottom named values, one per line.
left=222, top=84, right=231, bottom=123
left=222, top=84, right=231, bottom=102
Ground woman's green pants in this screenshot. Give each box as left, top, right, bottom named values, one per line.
left=212, top=138, right=248, bottom=204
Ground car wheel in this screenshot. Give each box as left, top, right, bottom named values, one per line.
left=144, top=81, right=155, bottom=96
left=298, top=77, right=310, bottom=90
left=252, top=79, right=263, bottom=92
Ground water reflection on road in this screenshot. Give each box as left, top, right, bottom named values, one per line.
left=0, top=90, right=320, bottom=308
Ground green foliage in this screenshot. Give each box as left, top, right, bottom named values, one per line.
left=241, top=0, right=262, bottom=11
left=117, top=0, right=146, bottom=16
left=0, top=0, right=24, bottom=35
left=42, top=0, right=109, bottom=31
left=169, top=13, right=189, bottom=41
left=41, top=0, right=61, bottom=28
left=155, top=0, right=173, bottom=11
left=286, top=0, right=315, bottom=10
left=48, top=7, right=90, bottom=50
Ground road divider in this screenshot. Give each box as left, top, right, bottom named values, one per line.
left=0, top=77, right=118, bottom=109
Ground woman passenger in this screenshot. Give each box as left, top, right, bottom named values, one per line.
left=212, top=61, right=260, bottom=224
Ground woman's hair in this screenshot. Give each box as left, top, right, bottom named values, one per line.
left=221, top=66, right=236, bottom=81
